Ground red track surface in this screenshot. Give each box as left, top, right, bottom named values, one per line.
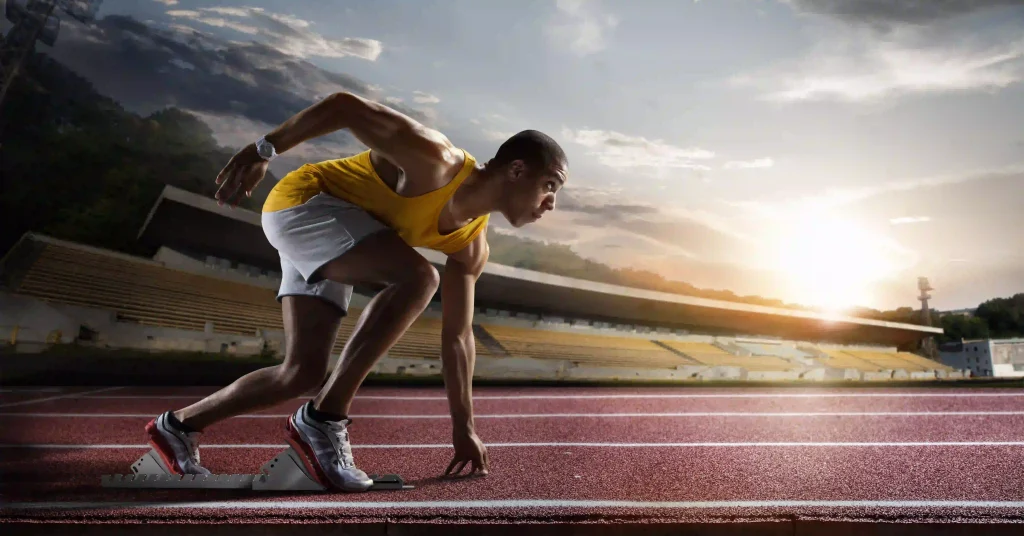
left=2, top=385, right=1024, bottom=530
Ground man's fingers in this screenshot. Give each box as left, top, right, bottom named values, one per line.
left=444, top=457, right=458, bottom=476
left=218, top=167, right=244, bottom=205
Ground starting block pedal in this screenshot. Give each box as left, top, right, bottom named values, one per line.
left=101, top=447, right=413, bottom=491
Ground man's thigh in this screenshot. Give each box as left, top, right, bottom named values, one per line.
left=316, top=230, right=437, bottom=289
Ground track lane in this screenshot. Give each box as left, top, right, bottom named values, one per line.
left=8, top=390, right=1024, bottom=415
left=5, top=412, right=1024, bottom=445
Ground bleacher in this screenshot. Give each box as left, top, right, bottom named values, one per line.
left=654, top=340, right=796, bottom=371
left=734, top=341, right=810, bottom=361
left=894, top=351, right=955, bottom=372
left=843, top=349, right=952, bottom=372
left=13, top=240, right=287, bottom=336
left=2, top=235, right=962, bottom=381
left=814, top=348, right=885, bottom=371
left=8, top=239, right=490, bottom=361
left=480, top=323, right=694, bottom=369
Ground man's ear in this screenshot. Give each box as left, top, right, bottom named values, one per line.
left=508, top=159, right=525, bottom=180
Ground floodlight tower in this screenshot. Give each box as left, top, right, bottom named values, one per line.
left=0, top=0, right=102, bottom=113
left=917, top=276, right=939, bottom=359
left=917, top=277, right=933, bottom=327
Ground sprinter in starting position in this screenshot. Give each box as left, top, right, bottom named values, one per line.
left=142, top=92, right=568, bottom=491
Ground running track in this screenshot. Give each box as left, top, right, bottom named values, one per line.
left=2, top=385, right=1024, bottom=534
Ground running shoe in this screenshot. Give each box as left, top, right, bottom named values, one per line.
left=286, top=400, right=373, bottom=492
left=145, top=411, right=212, bottom=475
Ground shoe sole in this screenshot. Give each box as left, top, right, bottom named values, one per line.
left=285, top=416, right=370, bottom=493
left=144, top=416, right=184, bottom=476
left=285, top=415, right=334, bottom=489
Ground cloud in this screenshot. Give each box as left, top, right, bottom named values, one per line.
left=546, top=0, right=619, bottom=56
left=412, top=91, right=440, bottom=104
left=723, top=158, right=774, bottom=170
left=166, top=6, right=382, bottom=61
left=550, top=185, right=750, bottom=263
left=482, top=129, right=513, bottom=141
left=729, top=163, right=1024, bottom=220
left=48, top=15, right=442, bottom=133
left=783, top=0, right=1021, bottom=28
left=736, top=1, right=1024, bottom=103
left=562, top=128, right=715, bottom=174
left=889, top=216, right=931, bottom=225
left=752, top=38, right=1024, bottom=103
left=153, top=0, right=178, bottom=5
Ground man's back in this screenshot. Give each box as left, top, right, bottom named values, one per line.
left=263, top=149, right=489, bottom=255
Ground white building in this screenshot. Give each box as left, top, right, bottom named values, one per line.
left=938, top=339, right=1024, bottom=378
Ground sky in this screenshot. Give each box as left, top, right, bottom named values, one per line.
left=11, top=0, right=1024, bottom=311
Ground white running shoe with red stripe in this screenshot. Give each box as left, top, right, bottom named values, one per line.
left=145, top=411, right=212, bottom=476
left=286, top=401, right=373, bottom=492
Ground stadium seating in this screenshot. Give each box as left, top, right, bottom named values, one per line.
left=11, top=240, right=491, bottom=361
left=842, top=349, right=951, bottom=372
left=5, top=237, right=956, bottom=379
left=657, top=340, right=796, bottom=371
left=734, top=342, right=810, bottom=360
left=479, top=323, right=693, bottom=369
left=894, top=351, right=955, bottom=372
left=814, top=348, right=885, bottom=371
left=14, top=241, right=286, bottom=335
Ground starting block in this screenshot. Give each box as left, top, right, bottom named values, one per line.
left=101, top=447, right=412, bottom=491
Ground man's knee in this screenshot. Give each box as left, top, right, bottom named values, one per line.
left=404, top=260, right=440, bottom=296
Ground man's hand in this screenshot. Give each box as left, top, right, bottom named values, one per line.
left=445, top=425, right=489, bottom=477
left=214, top=144, right=269, bottom=208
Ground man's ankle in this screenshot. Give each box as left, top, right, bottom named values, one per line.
left=306, top=400, right=347, bottom=423
left=168, top=411, right=200, bottom=434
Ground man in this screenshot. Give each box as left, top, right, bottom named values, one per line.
left=143, top=92, right=568, bottom=492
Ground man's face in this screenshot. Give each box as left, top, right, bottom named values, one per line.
left=504, top=159, right=567, bottom=228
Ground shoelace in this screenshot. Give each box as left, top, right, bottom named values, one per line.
left=185, top=432, right=202, bottom=465
left=325, top=419, right=356, bottom=468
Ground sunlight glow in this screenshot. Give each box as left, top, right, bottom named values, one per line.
left=769, top=215, right=902, bottom=313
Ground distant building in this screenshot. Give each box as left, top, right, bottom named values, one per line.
left=938, top=339, right=1024, bottom=378
left=940, top=308, right=976, bottom=318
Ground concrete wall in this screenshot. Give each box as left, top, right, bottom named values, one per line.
left=0, top=292, right=81, bottom=349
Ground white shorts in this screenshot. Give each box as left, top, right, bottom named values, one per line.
left=261, top=192, right=388, bottom=315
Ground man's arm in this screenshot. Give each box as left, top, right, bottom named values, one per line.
left=214, top=92, right=455, bottom=206
left=263, top=92, right=447, bottom=169
left=440, top=232, right=489, bottom=432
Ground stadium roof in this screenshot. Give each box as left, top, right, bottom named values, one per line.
left=138, top=185, right=942, bottom=347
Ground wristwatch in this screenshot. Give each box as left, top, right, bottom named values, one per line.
left=255, top=136, right=277, bottom=161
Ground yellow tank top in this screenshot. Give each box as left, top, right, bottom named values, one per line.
left=262, top=149, right=489, bottom=255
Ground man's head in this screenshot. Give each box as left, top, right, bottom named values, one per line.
left=489, top=130, right=568, bottom=227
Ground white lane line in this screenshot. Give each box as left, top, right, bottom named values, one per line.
left=3, top=499, right=1024, bottom=510
left=4, top=411, right=1024, bottom=418
left=76, top=392, right=1024, bottom=400
left=0, top=387, right=123, bottom=409
left=4, top=441, right=1024, bottom=449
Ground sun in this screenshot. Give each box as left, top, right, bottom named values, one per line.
left=768, top=215, right=902, bottom=313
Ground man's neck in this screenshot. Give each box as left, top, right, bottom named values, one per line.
left=450, top=168, right=502, bottom=222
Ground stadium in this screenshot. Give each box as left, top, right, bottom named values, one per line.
left=1, top=184, right=961, bottom=384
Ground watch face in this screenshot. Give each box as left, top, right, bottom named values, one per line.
left=257, top=139, right=273, bottom=159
